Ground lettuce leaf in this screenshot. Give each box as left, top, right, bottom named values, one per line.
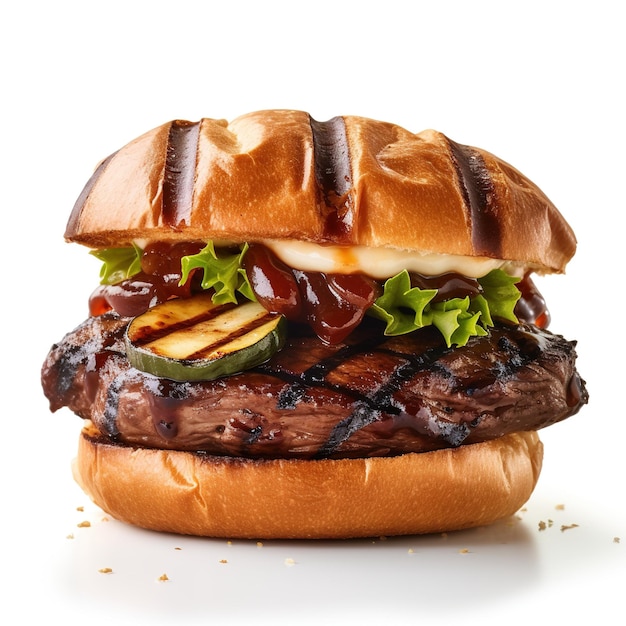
left=428, top=297, right=488, bottom=347
left=179, top=241, right=255, bottom=304
left=478, top=268, right=521, bottom=323
left=90, top=244, right=142, bottom=285
left=369, top=269, right=521, bottom=347
left=368, top=270, right=437, bottom=335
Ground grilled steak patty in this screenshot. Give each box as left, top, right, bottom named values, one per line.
left=41, top=313, right=588, bottom=459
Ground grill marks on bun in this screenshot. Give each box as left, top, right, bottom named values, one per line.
left=163, top=120, right=202, bottom=230
left=308, top=115, right=355, bottom=241
left=446, top=137, right=502, bottom=259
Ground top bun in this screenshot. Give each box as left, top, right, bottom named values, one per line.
left=66, top=110, right=576, bottom=273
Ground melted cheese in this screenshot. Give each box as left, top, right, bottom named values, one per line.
left=263, top=240, right=522, bottom=279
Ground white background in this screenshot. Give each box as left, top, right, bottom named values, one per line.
left=1, top=1, right=623, bottom=624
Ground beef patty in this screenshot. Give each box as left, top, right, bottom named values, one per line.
left=42, top=313, right=588, bottom=459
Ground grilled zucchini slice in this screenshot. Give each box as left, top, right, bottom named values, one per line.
left=125, top=293, right=286, bottom=381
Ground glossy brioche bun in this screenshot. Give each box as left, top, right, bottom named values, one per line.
left=65, top=110, right=576, bottom=274
left=73, top=422, right=543, bottom=539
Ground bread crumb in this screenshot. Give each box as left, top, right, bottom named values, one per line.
left=538, top=520, right=547, bottom=531
left=560, top=523, right=579, bottom=532
left=284, top=558, right=296, bottom=566
left=76, top=506, right=84, bottom=512
left=407, top=548, right=415, bottom=554
left=99, top=568, right=113, bottom=574
left=613, top=537, right=621, bottom=544
left=158, top=573, right=169, bottom=582
left=256, top=541, right=264, bottom=548
left=174, top=547, right=182, bottom=551
left=226, top=540, right=232, bottom=546
left=77, top=521, right=91, bottom=528
left=101, top=516, right=110, bottom=522
left=459, top=548, right=470, bottom=554
left=219, top=559, right=228, bottom=564
left=66, top=534, right=74, bottom=540
left=555, top=503, right=565, bottom=510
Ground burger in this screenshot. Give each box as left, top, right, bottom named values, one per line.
left=41, top=110, right=588, bottom=539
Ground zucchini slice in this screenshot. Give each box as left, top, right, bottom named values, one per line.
left=125, top=293, right=286, bottom=381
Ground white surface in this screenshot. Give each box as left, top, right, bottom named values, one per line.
left=1, top=1, right=624, bottom=624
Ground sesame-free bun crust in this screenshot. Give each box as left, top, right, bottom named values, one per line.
left=73, top=422, right=543, bottom=539
left=66, top=110, right=576, bottom=274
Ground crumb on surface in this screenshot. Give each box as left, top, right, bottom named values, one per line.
left=158, top=573, right=169, bottom=582
left=284, top=558, right=296, bottom=566
left=560, top=523, right=579, bottom=532
left=555, top=503, right=565, bottom=510
left=66, top=534, right=74, bottom=540
left=77, top=521, right=91, bottom=528
left=76, top=506, right=84, bottom=512
left=219, top=559, right=228, bottom=564
left=407, top=548, right=415, bottom=554
left=256, top=541, right=264, bottom=548
left=613, top=537, right=621, bottom=544
left=98, top=568, right=113, bottom=574
left=459, top=548, right=470, bottom=554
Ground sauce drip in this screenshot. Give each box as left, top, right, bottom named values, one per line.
left=514, top=274, right=550, bottom=329
left=244, top=244, right=302, bottom=319
left=411, top=272, right=481, bottom=301
left=244, top=244, right=379, bottom=344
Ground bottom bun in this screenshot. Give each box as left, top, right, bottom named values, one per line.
left=73, top=422, right=543, bottom=539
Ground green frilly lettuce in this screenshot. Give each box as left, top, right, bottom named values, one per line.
left=369, top=268, right=521, bottom=347
left=90, top=244, right=142, bottom=285
left=178, top=241, right=255, bottom=304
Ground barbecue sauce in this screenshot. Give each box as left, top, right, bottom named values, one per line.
left=88, top=241, right=203, bottom=317
left=244, top=243, right=380, bottom=344
left=244, top=244, right=303, bottom=320
left=514, top=274, right=550, bottom=329
left=88, top=242, right=550, bottom=342
left=411, top=273, right=481, bottom=302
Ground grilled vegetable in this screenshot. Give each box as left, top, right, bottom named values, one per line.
left=125, top=293, right=286, bottom=381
